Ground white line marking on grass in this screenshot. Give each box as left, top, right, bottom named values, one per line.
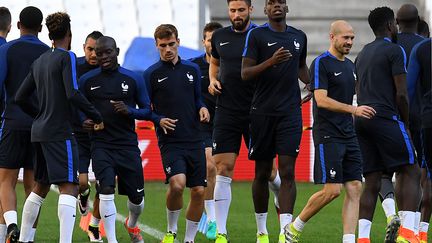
left=50, top=185, right=178, bottom=242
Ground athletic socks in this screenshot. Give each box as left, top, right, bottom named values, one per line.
left=342, top=234, right=355, bottom=243
left=184, top=219, right=199, bottom=242
left=381, top=198, right=396, bottom=218
left=358, top=219, right=372, bottom=239
left=99, top=194, right=118, bottom=243
left=127, top=198, right=144, bottom=228
left=19, top=192, right=44, bottom=242
left=167, top=208, right=181, bottom=233
left=420, top=222, right=429, bottom=233
left=90, top=215, right=101, bottom=227
left=255, top=212, right=268, bottom=235
left=204, top=199, right=216, bottom=223
left=0, top=224, right=6, bottom=243
left=414, top=211, right=421, bottom=235
left=214, top=175, right=232, bottom=234
left=29, top=228, right=36, bottom=242
left=292, top=216, right=306, bottom=232
left=58, top=194, right=77, bottom=243
left=279, top=213, right=293, bottom=234
left=3, top=210, right=18, bottom=227
left=268, top=170, right=281, bottom=198
left=401, top=211, right=415, bottom=233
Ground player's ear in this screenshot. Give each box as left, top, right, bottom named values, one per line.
left=116, top=47, right=120, bottom=56
left=263, top=6, right=267, bottom=15
left=38, top=24, right=42, bottom=33
left=17, top=21, right=21, bottom=30
left=285, top=5, right=289, bottom=14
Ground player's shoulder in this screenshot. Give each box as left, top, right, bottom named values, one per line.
left=79, top=67, right=102, bottom=83
left=189, top=54, right=206, bottom=65
left=287, top=25, right=307, bottom=38
left=118, top=66, right=142, bottom=82
left=212, top=26, right=231, bottom=38
left=77, top=56, right=86, bottom=65
left=181, top=59, right=200, bottom=72
left=143, top=61, right=164, bottom=79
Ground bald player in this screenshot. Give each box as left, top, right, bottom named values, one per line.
left=284, top=21, right=375, bottom=243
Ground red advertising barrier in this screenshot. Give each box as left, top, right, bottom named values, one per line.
left=137, top=101, right=313, bottom=182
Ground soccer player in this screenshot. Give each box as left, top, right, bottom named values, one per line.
left=241, top=0, right=311, bottom=242
left=190, top=21, right=223, bottom=241
left=144, top=24, right=210, bottom=243
left=407, top=37, right=431, bottom=243
left=74, top=30, right=104, bottom=242
left=0, top=6, right=11, bottom=46
left=284, top=20, right=375, bottom=243
left=355, top=7, right=421, bottom=243
left=79, top=36, right=151, bottom=243
left=15, top=12, right=103, bottom=243
left=0, top=6, right=49, bottom=243
left=209, top=1, right=281, bottom=241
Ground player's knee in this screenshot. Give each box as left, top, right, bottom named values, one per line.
left=99, top=186, right=115, bottom=195
left=169, top=181, right=185, bottom=196
left=255, top=168, right=272, bottom=182
left=190, top=186, right=205, bottom=200
left=346, top=181, right=362, bottom=199
left=323, top=185, right=342, bottom=200
left=128, top=195, right=144, bottom=205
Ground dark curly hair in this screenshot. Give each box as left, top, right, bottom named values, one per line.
left=46, top=12, right=70, bottom=40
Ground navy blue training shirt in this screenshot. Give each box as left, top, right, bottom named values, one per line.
left=211, top=24, right=257, bottom=114
left=310, top=51, right=356, bottom=144
left=15, top=48, right=102, bottom=142
left=407, top=38, right=432, bottom=128
left=144, top=58, right=205, bottom=147
left=0, top=37, right=5, bottom=46
left=398, top=32, right=425, bottom=131
left=79, top=66, right=151, bottom=149
left=190, top=54, right=215, bottom=131
left=355, top=37, right=407, bottom=118
left=243, top=23, right=307, bottom=115
left=0, top=35, right=49, bottom=130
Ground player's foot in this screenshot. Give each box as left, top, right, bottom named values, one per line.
left=278, top=234, right=285, bottom=243
left=88, top=225, right=103, bottom=242
left=124, top=217, right=144, bottom=243
left=419, top=231, right=427, bottom=243
left=6, top=223, right=20, bottom=243
left=284, top=223, right=300, bottom=243
left=215, top=233, right=229, bottom=243
left=385, top=215, right=401, bottom=243
left=205, top=220, right=217, bottom=240
left=161, top=231, right=176, bottom=243
left=256, top=233, right=269, bottom=243
left=78, top=186, right=91, bottom=216
left=357, top=238, right=370, bottom=243
left=396, top=227, right=419, bottom=243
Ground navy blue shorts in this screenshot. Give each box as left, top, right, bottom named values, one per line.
left=423, top=128, right=432, bottom=178
left=355, top=116, right=416, bottom=174
left=212, top=110, right=250, bottom=155
left=200, top=130, right=213, bottom=148
left=75, top=131, right=91, bottom=174
left=160, top=143, right=207, bottom=188
left=411, top=129, right=425, bottom=168
left=249, top=113, right=302, bottom=161
left=314, top=140, right=363, bottom=184
left=34, top=139, right=79, bottom=185
left=92, top=147, right=144, bottom=198
left=0, top=129, right=35, bottom=169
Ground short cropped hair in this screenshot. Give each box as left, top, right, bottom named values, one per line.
left=154, top=24, right=178, bottom=40
left=46, top=12, right=71, bottom=40
left=227, top=0, right=252, bottom=6
left=19, top=6, right=43, bottom=30
left=203, top=22, right=223, bottom=39
left=0, top=7, right=11, bottom=32
left=418, top=19, right=430, bottom=38
left=85, top=30, right=103, bottom=41
left=368, top=7, right=395, bottom=34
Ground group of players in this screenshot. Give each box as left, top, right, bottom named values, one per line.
left=0, top=0, right=431, bottom=243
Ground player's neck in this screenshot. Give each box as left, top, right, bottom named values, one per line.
left=52, top=39, right=69, bottom=50
left=268, top=20, right=287, bottom=32
left=328, top=47, right=345, bottom=61
left=19, top=30, right=38, bottom=37
left=0, top=32, right=7, bottom=39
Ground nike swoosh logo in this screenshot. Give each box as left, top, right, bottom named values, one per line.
left=90, top=86, right=101, bottom=90
left=334, top=72, right=342, bottom=76
left=137, top=188, right=144, bottom=193
left=267, top=42, right=277, bottom=47
left=219, top=42, right=230, bottom=46
left=215, top=199, right=228, bottom=202
left=104, top=213, right=116, bottom=218
left=158, top=77, right=168, bottom=83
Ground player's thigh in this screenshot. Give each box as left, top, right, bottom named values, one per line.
left=0, top=130, right=34, bottom=169
left=275, top=114, right=302, bottom=158
left=212, top=111, right=248, bottom=155
left=116, top=149, right=144, bottom=198
left=185, top=147, right=207, bottom=188
left=91, top=148, right=116, bottom=190
left=249, top=114, right=277, bottom=161
left=342, top=139, right=363, bottom=183
left=313, top=142, right=345, bottom=184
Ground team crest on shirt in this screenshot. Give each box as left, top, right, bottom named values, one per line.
left=293, top=40, right=300, bottom=51
left=186, top=72, right=194, bottom=83
left=166, top=166, right=171, bottom=174
left=330, top=168, right=336, bottom=179
left=121, top=81, right=129, bottom=94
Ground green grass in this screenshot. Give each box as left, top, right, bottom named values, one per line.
left=15, top=182, right=394, bottom=242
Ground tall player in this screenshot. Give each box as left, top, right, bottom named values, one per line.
left=355, top=7, right=421, bottom=243
left=209, top=1, right=281, bottom=241
left=241, top=0, right=310, bottom=242
left=0, top=6, right=49, bottom=243
left=15, top=12, right=103, bottom=243
left=190, top=21, right=223, bottom=241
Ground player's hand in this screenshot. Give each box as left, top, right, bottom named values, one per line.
left=352, top=105, right=376, bottom=119
left=270, top=47, right=292, bottom=65
left=159, top=118, right=178, bottom=134
left=110, top=100, right=129, bottom=115
left=82, top=119, right=95, bottom=131
left=208, top=79, right=222, bottom=96
left=94, top=122, right=104, bottom=131
left=199, top=107, right=210, bottom=123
